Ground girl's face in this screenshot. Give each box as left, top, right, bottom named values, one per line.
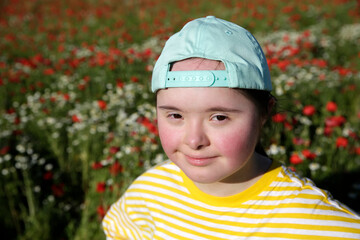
left=156, top=87, right=265, bottom=187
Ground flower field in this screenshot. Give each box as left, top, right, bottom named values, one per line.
left=0, top=0, right=359, bottom=239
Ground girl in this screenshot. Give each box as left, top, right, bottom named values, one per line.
left=103, top=16, right=360, bottom=240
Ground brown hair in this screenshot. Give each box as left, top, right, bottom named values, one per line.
left=238, top=89, right=276, bottom=157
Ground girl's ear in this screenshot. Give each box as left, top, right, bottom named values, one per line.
left=261, top=96, right=276, bottom=126
left=268, top=96, right=276, bottom=115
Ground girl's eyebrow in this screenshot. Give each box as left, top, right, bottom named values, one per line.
left=206, top=107, right=241, bottom=113
left=157, top=105, right=182, bottom=111
left=157, top=105, right=241, bottom=113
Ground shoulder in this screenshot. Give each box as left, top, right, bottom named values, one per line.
left=274, top=163, right=360, bottom=218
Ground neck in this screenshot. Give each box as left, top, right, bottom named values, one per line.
left=193, top=153, right=272, bottom=197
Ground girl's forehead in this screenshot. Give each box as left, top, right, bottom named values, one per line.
left=156, top=87, right=250, bottom=107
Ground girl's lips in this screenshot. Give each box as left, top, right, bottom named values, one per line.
left=185, top=155, right=216, bottom=167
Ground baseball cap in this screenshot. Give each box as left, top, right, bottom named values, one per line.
left=151, top=16, right=272, bottom=92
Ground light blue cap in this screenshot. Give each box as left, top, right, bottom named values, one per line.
left=151, top=16, right=272, bottom=92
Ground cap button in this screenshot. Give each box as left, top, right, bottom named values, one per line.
left=206, top=16, right=215, bottom=19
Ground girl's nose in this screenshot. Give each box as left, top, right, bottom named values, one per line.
left=184, top=121, right=210, bottom=150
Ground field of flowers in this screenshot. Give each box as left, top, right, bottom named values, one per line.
left=0, top=0, right=359, bottom=239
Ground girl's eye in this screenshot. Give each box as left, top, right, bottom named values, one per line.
left=168, top=113, right=183, bottom=119
left=212, top=115, right=228, bottom=121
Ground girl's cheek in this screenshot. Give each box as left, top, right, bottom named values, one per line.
left=158, top=123, right=179, bottom=153
left=216, top=128, right=257, bottom=156
left=217, top=134, right=243, bottom=154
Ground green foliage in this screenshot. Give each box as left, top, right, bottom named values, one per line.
left=0, top=0, right=359, bottom=239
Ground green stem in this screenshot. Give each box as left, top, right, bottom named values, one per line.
left=22, top=169, right=36, bottom=219
left=3, top=178, right=22, bottom=235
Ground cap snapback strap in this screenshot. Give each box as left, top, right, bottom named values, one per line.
left=165, top=70, right=229, bottom=88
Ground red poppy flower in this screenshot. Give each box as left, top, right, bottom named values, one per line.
left=97, top=100, right=107, bottom=110
left=91, top=162, right=102, bottom=170
left=326, top=101, right=337, bottom=112
left=319, top=73, right=326, bottom=81
left=116, top=80, right=124, bottom=88
left=63, top=93, right=70, bottom=101
left=142, top=48, right=153, bottom=58
left=97, top=205, right=106, bottom=218
left=72, top=115, right=81, bottom=123
left=324, top=127, right=333, bottom=136
left=131, top=76, right=139, bottom=82
left=109, top=146, right=120, bottom=154
left=0, top=61, right=6, bottom=69
left=36, top=81, right=44, bottom=88
left=83, top=76, right=90, bottom=82
left=277, top=59, right=291, bottom=71
left=109, top=162, right=123, bottom=176
left=272, top=113, right=286, bottom=123
left=96, top=182, right=106, bottom=193
left=7, top=108, right=15, bottom=114
left=301, top=149, right=316, bottom=160
left=43, top=171, right=53, bottom=180
left=348, top=131, right=357, bottom=140
left=303, top=105, right=316, bottom=116
left=0, top=146, right=9, bottom=155
left=312, top=59, right=327, bottom=68
left=137, top=116, right=158, bottom=135
left=58, top=44, right=65, bottom=53
left=290, top=14, right=301, bottom=22
left=302, top=30, right=311, bottom=38
left=292, top=137, right=306, bottom=146
left=336, top=137, right=348, bottom=148
left=78, top=83, right=86, bottom=90
left=334, top=66, right=352, bottom=76
left=325, top=115, right=346, bottom=128
left=14, top=117, right=21, bottom=125
left=347, top=84, right=356, bottom=91
left=51, top=183, right=65, bottom=197
left=355, top=147, right=360, bottom=155
left=43, top=68, right=55, bottom=75
left=290, top=153, right=303, bottom=165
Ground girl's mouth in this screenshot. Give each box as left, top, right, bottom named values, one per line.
left=184, top=155, right=216, bottom=167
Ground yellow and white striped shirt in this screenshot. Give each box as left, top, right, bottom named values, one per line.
left=103, top=160, right=360, bottom=240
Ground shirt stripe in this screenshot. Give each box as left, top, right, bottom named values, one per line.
left=103, top=160, right=360, bottom=240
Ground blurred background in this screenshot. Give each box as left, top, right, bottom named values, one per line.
left=0, top=0, right=359, bottom=239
